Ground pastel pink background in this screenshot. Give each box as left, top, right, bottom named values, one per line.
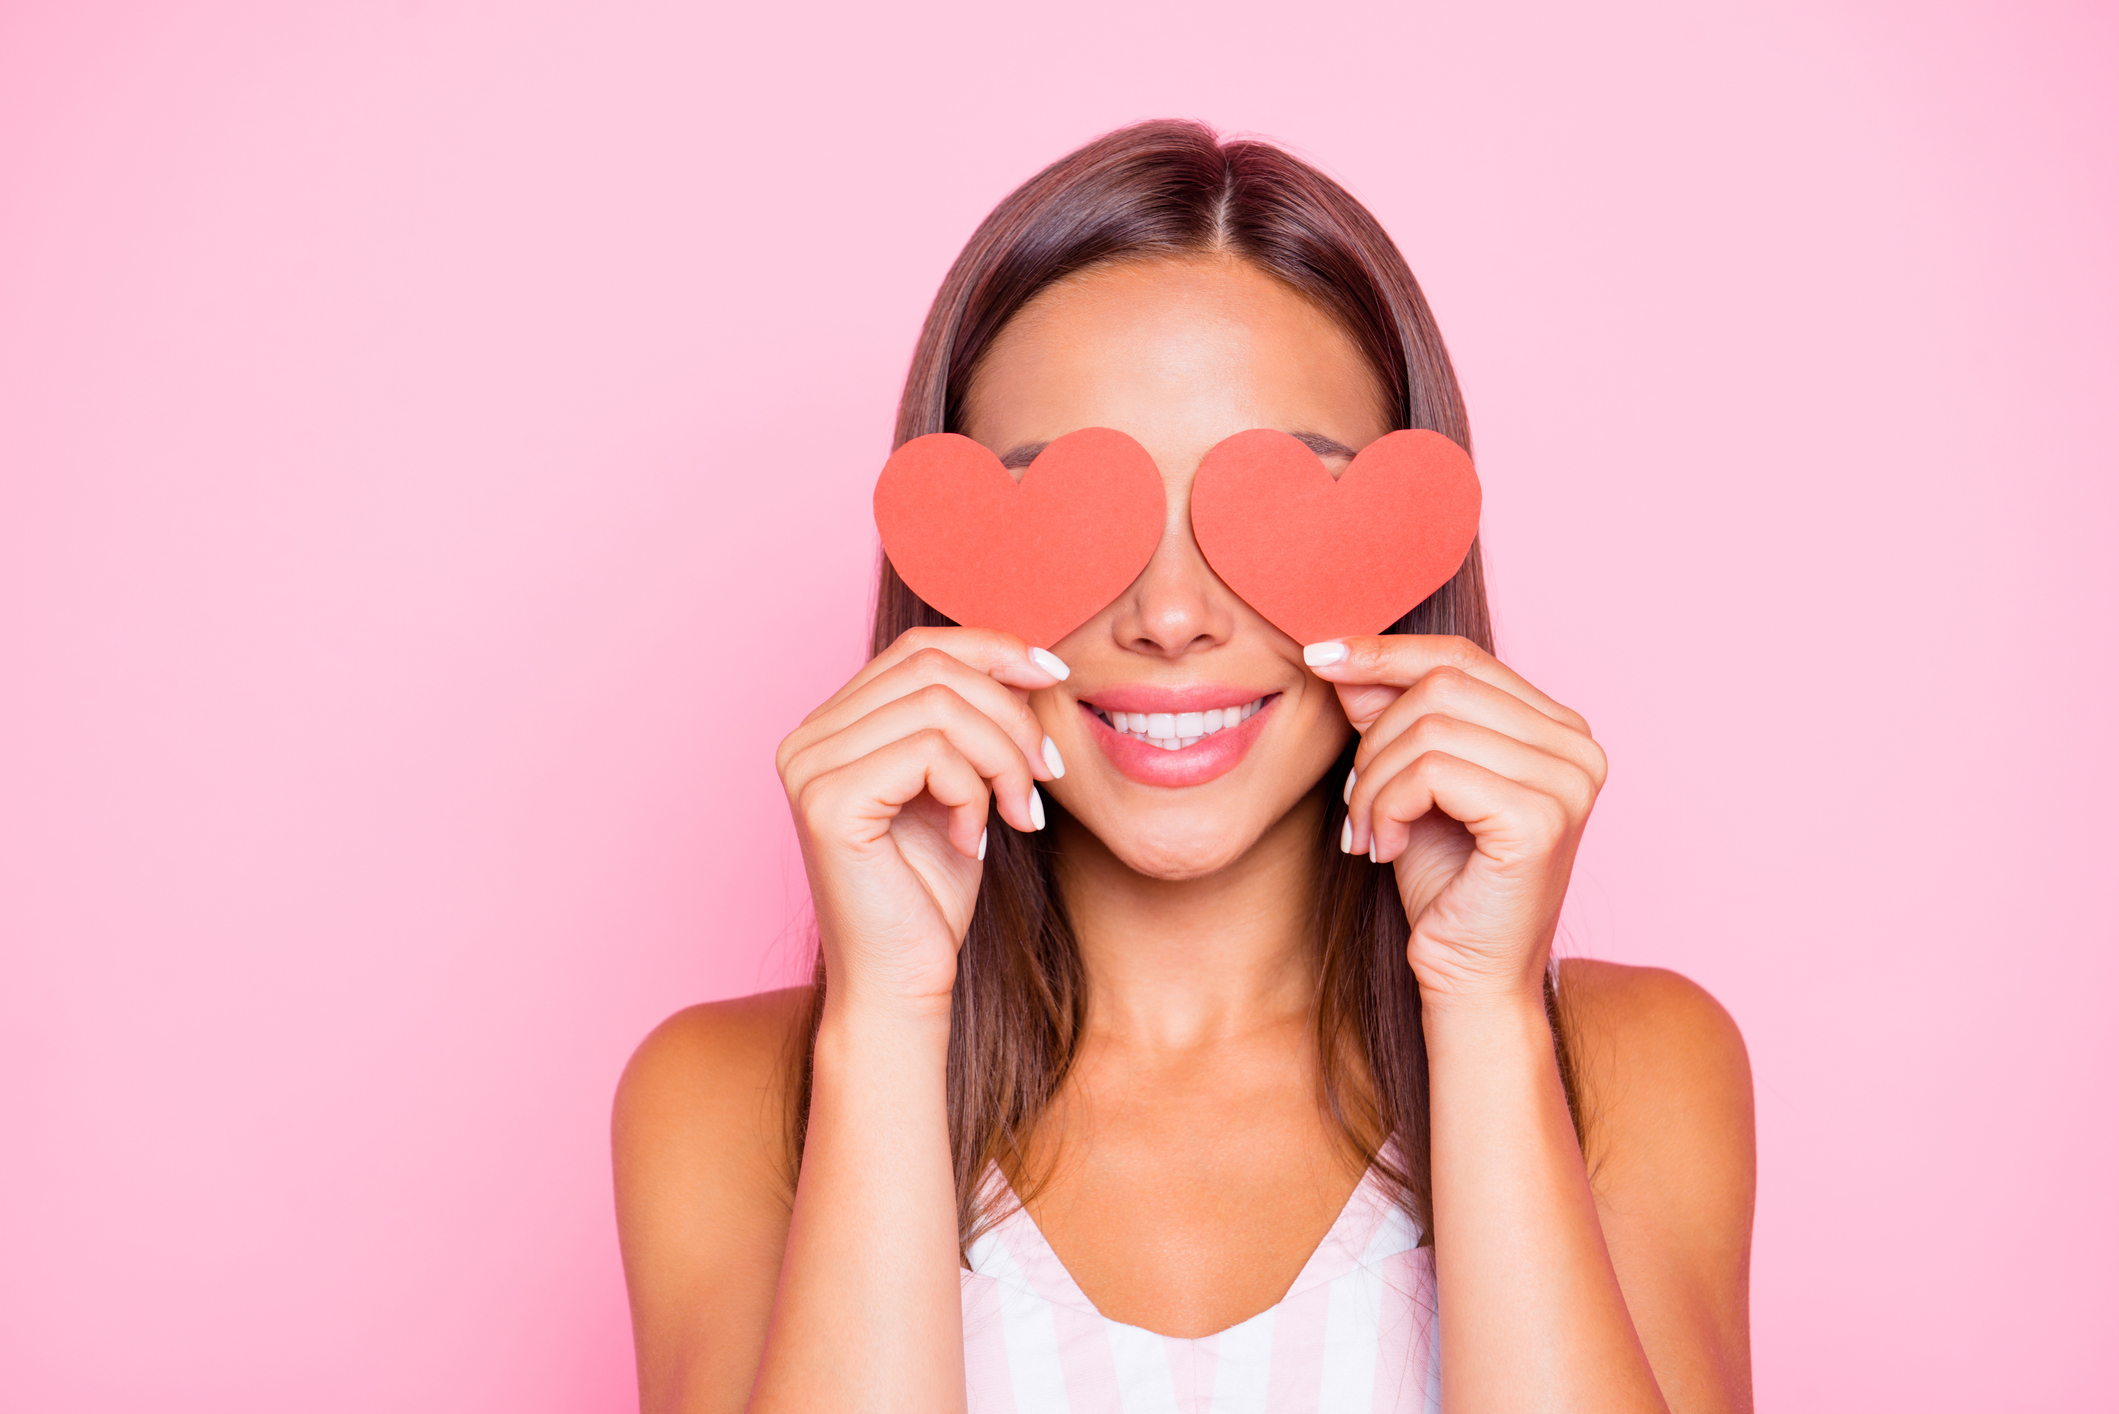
left=2, top=1, right=2112, bottom=1408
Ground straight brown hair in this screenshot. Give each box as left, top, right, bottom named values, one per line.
left=790, top=119, right=1578, bottom=1250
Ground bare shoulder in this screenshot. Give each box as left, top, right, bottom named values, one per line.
left=615, top=988, right=811, bottom=1164
left=1557, top=958, right=1752, bottom=1133
left=612, top=987, right=813, bottom=1413
left=614, top=986, right=814, bottom=1221
left=1557, top=960, right=1755, bottom=1410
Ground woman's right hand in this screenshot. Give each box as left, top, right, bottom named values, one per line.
left=776, top=628, right=1068, bottom=1016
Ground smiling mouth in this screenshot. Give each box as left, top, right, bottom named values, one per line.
left=1085, top=695, right=1274, bottom=752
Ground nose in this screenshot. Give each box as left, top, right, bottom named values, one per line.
left=1104, top=477, right=1238, bottom=659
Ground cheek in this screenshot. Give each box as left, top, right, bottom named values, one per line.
left=1027, top=687, right=1070, bottom=739
left=1278, top=683, right=1356, bottom=769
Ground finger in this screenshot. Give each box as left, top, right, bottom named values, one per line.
left=1302, top=635, right=1589, bottom=735
left=787, top=685, right=1045, bottom=834
left=817, top=627, right=1070, bottom=721
left=798, top=728, right=995, bottom=861
left=1345, top=715, right=1595, bottom=857
left=791, top=646, right=1063, bottom=785
left=1347, top=665, right=1606, bottom=789
left=1361, top=749, right=1577, bottom=868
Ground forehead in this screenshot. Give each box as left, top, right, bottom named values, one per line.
left=961, top=255, right=1389, bottom=463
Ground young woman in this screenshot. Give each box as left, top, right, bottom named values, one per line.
left=613, top=122, right=1755, bottom=1414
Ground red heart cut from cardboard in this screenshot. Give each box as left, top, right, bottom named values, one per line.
left=874, top=427, right=1166, bottom=647
left=1189, top=428, right=1481, bottom=645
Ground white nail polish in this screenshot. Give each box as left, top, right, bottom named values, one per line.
left=1303, top=641, right=1349, bottom=667
left=1029, top=646, right=1071, bottom=680
left=977, top=828, right=988, bottom=861
left=1340, top=817, right=1353, bottom=853
left=1028, top=786, right=1046, bottom=831
left=1368, top=841, right=1378, bottom=864
left=1041, top=735, right=1065, bottom=778
left=1343, top=768, right=1357, bottom=803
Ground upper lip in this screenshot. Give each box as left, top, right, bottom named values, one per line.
left=1075, top=684, right=1278, bottom=714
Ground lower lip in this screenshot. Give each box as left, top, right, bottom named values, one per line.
left=1081, top=696, right=1279, bottom=789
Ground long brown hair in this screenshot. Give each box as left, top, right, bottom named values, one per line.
left=790, top=119, right=1579, bottom=1249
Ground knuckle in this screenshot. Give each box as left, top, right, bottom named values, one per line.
left=1437, top=635, right=1484, bottom=670
left=1410, top=748, right=1455, bottom=778
left=793, top=772, right=835, bottom=825
left=894, top=626, right=943, bottom=653
left=1424, top=663, right=1474, bottom=696
left=912, top=680, right=964, bottom=714
left=1526, top=791, right=1571, bottom=838
left=1559, top=764, right=1598, bottom=814
left=1409, top=711, right=1457, bottom=746
left=905, top=645, right=956, bottom=677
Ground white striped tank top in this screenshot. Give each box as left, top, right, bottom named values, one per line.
left=960, top=1160, right=1440, bottom=1413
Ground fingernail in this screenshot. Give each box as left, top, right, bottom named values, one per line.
left=1028, top=786, right=1047, bottom=831
left=1303, top=641, right=1349, bottom=668
left=977, top=828, right=988, bottom=861
left=1368, top=840, right=1378, bottom=864
left=1340, top=817, right=1353, bottom=854
left=1029, top=646, right=1071, bottom=680
left=1343, top=768, right=1356, bottom=803
left=1041, top=734, right=1065, bottom=778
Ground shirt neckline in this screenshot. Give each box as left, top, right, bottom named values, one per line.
left=967, top=1156, right=1404, bottom=1342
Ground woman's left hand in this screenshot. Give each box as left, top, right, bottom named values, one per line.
left=1304, top=635, right=1607, bottom=1007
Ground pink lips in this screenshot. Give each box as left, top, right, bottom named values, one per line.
left=1077, top=690, right=1279, bottom=789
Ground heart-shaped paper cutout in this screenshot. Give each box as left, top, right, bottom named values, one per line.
left=1189, top=428, right=1481, bottom=644
left=874, top=427, right=1166, bottom=647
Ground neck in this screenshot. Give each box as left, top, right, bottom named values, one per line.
left=1053, top=789, right=1328, bottom=1053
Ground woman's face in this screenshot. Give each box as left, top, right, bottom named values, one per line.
left=961, top=254, right=1391, bottom=880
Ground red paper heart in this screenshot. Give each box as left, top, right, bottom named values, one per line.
left=1189, top=428, right=1481, bottom=644
left=874, top=427, right=1166, bottom=648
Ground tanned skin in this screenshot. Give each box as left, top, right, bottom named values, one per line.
left=613, top=255, right=1754, bottom=1414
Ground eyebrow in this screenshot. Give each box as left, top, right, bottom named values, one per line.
left=1291, top=431, right=1358, bottom=460
left=1002, top=432, right=1356, bottom=468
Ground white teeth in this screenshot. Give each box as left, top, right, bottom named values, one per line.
left=1092, top=696, right=1270, bottom=751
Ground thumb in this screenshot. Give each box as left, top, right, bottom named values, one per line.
left=1333, top=681, right=1404, bottom=734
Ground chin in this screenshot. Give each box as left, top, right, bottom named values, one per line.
left=1092, top=819, right=1267, bottom=882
